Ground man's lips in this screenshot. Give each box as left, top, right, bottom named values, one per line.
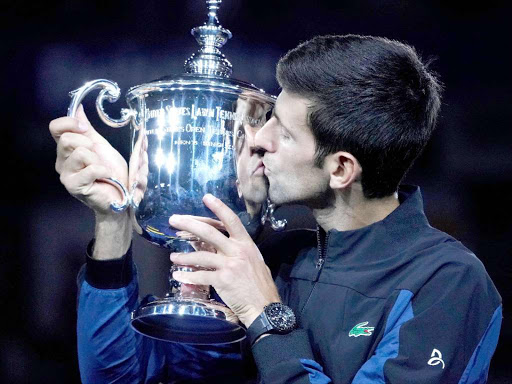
left=261, top=161, right=271, bottom=176
left=252, top=160, right=265, bottom=176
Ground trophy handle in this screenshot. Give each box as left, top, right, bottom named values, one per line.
left=261, top=198, right=287, bottom=231
left=67, top=79, right=136, bottom=213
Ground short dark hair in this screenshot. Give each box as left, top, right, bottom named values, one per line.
left=276, top=35, right=442, bottom=198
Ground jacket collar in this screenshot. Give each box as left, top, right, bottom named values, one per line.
left=318, top=185, right=431, bottom=264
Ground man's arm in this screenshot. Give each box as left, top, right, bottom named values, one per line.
left=352, top=251, right=502, bottom=384
left=50, top=108, right=153, bottom=382
left=251, top=329, right=332, bottom=384
left=49, top=105, right=131, bottom=233
left=93, top=213, right=132, bottom=260
left=169, top=195, right=333, bottom=384
left=77, top=243, right=156, bottom=383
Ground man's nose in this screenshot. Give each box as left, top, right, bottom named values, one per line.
left=254, top=119, right=276, bottom=153
left=249, top=145, right=265, bottom=157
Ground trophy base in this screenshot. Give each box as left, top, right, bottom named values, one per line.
left=130, top=296, right=246, bottom=344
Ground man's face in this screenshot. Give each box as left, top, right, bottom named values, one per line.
left=234, top=100, right=269, bottom=211
left=255, top=90, right=330, bottom=207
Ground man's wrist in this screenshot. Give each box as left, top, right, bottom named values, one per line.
left=85, top=239, right=134, bottom=289
left=242, top=307, right=267, bottom=329
left=245, top=302, right=297, bottom=346
left=242, top=295, right=283, bottom=328
left=93, top=212, right=132, bottom=260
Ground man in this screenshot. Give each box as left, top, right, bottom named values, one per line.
left=50, top=34, right=501, bottom=383
left=169, top=35, right=502, bottom=383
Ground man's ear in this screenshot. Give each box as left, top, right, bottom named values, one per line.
left=235, top=179, right=243, bottom=198
left=324, top=151, right=362, bottom=190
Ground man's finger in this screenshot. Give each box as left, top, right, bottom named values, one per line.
left=75, top=105, right=111, bottom=145
left=50, top=105, right=108, bottom=145
left=49, top=116, right=89, bottom=143
left=168, top=215, right=229, bottom=253
left=179, top=215, right=227, bottom=233
left=201, top=194, right=249, bottom=240
left=60, top=162, right=111, bottom=198
left=73, top=164, right=112, bottom=189
left=189, top=240, right=217, bottom=253
left=61, top=146, right=103, bottom=174
left=170, top=251, right=223, bottom=269
left=172, top=270, right=216, bottom=286
left=75, top=104, right=91, bottom=124
left=58, top=132, right=94, bottom=156
left=56, top=133, right=95, bottom=172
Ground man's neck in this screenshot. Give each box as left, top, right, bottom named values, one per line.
left=245, top=201, right=262, bottom=219
left=313, top=187, right=400, bottom=233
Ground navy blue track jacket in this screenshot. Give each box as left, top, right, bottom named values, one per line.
left=77, top=186, right=502, bottom=383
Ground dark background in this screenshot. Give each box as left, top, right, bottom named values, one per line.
left=1, top=0, right=511, bottom=382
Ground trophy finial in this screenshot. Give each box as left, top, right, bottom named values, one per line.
left=184, top=0, right=233, bottom=77
left=206, top=0, right=221, bottom=25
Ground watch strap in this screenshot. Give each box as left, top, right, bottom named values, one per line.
left=246, top=311, right=274, bottom=346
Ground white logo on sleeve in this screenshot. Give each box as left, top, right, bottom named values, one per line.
left=427, top=348, right=445, bottom=369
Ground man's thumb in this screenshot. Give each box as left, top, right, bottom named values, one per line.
left=76, top=104, right=91, bottom=126
left=75, top=104, right=103, bottom=140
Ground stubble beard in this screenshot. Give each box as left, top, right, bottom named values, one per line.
left=268, top=172, right=334, bottom=209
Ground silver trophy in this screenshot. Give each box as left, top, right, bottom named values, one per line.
left=67, top=0, right=285, bottom=344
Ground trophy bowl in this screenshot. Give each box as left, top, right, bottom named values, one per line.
left=67, top=0, right=277, bottom=344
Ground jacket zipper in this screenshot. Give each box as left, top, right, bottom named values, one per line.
left=315, top=227, right=329, bottom=273
left=300, top=227, right=329, bottom=315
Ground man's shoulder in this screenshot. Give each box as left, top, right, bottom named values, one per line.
left=410, top=226, right=489, bottom=282
left=380, top=224, right=501, bottom=306
left=400, top=231, right=501, bottom=310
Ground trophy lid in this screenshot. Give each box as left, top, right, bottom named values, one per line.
left=126, top=0, right=274, bottom=104
left=184, top=0, right=233, bottom=78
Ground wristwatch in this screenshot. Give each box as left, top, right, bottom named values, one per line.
left=246, top=302, right=297, bottom=346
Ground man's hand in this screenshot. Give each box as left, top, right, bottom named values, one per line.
left=50, top=105, right=129, bottom=215
left=49, top=105, right=131, bottom=259
left=169, top=194, right=281, bottom=328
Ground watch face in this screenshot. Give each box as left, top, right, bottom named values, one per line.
left=265, top=303, right=297, bottom=332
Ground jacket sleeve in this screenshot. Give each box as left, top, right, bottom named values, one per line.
left=77, top=241, right=245, bottom=384
left=251, top=329, right=332, bottom=384
left=76, top=242, right=164, bottom=384
left=352, top=254, right=502, bottom=384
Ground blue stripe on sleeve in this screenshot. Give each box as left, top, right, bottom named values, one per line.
left=458, top=304, right=502, bottom=384
left=300, top=359, right=332, bottom=384
left=352, top=289, right=414, bottom=384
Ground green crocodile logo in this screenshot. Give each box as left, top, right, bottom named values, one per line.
left=349, top=321, right=375, bottom=337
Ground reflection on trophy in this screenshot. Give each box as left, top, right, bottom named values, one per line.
left=66, top=0, right=282, bottom=344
